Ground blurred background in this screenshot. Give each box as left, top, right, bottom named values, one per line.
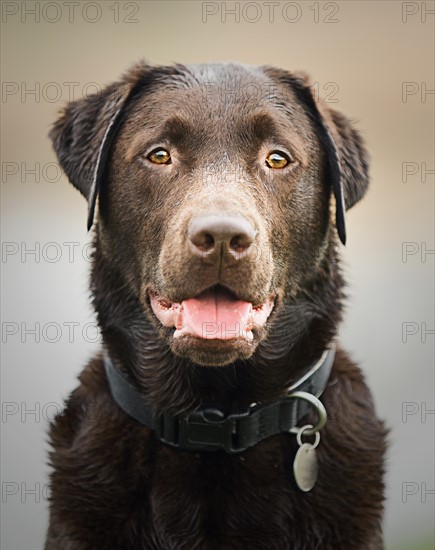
left=1, top=1, right=434, bottom=548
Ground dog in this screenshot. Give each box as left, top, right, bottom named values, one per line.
left=46, top=61, right=386, bottom=549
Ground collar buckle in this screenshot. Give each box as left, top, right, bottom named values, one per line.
left=158, top=407, right=251, bottom=453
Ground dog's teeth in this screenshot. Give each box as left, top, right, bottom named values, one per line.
left=175, top=310, right=184, bottom=329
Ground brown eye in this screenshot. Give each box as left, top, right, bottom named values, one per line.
left=265, top=151, right=290, bottom=169
left=147, top=148, right=171, bottom=165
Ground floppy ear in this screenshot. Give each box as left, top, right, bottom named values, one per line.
left=49, top=63, right=151, bottom=230
left=276, top=71, right=370, bottom=245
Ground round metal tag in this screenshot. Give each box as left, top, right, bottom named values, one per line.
left=293, top=443, right=318, bottom=492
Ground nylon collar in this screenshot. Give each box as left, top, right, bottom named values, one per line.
left=104, top=345, right=335, bottom=454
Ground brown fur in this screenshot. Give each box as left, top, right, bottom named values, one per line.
left=46, top=61, right=386, bottom=549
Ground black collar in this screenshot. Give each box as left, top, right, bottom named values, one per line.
left=104, top=346, right=335, bottom=454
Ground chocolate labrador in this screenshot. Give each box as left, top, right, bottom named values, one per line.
left=46, top=61, right=386, bottom=549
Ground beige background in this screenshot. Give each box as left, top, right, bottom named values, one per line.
left=1, top=1, right=434, bottom=548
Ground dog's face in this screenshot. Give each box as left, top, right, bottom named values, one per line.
left=50, top=62, right=369, bottom=367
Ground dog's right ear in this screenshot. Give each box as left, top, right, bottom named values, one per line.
left=264, top=67, right=370, bottom=245
left=287, top=72, right=370, bottom=246
left=49, top=62, right=151, bottom=230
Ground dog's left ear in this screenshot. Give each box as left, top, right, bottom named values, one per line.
left=272, top=70, right=370, bottom=245
left=49, top=62, right=152, bottom=230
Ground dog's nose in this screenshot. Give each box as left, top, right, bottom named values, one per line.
left=188, top=213, right=257, bottom=260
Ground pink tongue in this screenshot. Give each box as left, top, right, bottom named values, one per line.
left=182, top=287, right=252, bottom=340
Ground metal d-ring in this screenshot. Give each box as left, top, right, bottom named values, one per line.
left=288, top=391, right=327, bottom=436
left=296, top=424, right=321, bottom=448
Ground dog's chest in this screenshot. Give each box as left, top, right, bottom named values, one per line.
left=48, top=376, right=385, bottom=549
left=119, top=438, right=333, bottom=548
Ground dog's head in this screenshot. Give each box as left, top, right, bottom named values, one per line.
left=50, top=62, right=369, bottom=367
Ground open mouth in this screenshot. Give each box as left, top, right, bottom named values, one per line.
left=150, top=284, right=275, bottom=342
